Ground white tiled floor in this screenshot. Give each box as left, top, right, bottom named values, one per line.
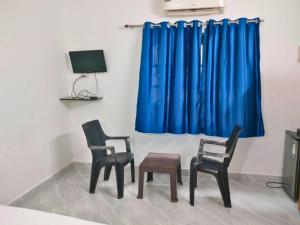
left=11, top=163, right=300, bottom=225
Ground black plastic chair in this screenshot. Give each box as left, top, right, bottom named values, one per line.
left=190, top=125, right=242, bottom=208
left=82, top=120, right=135, bottom=199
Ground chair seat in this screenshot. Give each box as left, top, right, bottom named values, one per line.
left=102, top=152, right=133, bottom=165
left=196, top=157, right=224, bottom=174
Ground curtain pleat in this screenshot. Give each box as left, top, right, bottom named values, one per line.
left=202, top=18, right=264, bottom=137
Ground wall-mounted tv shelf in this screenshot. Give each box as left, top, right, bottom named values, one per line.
left=59, top=97, right=103, bottom=101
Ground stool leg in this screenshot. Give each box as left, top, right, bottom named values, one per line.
left=170, top=171, right=178, bottom=202
left=147, top=172, right=153, bottom=182
left=137, top=168, right=144, bottom=199
left=177, top=163, right=183, bottom=185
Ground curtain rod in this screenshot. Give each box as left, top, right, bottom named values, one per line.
left=124, top=19, right=264, bottom=29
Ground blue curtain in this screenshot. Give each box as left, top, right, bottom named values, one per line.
left=136, top=18, right=265, bottom=137
left=202, top=18, right=264, bottom=137
left=135, top=21, right=203, bottom=134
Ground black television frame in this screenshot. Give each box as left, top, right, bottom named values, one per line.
left=69, top=50, right=107, bottom=74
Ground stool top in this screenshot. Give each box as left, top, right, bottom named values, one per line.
left=140, top=152, right=181, bottom=170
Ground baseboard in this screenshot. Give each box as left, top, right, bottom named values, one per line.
left=11, top=162, right=281, bottom=205
left=73, top=162, right=282, bottom=179
left=228, top=172, right=281, bottom=180
left=8, top=162, right=73, bottom=206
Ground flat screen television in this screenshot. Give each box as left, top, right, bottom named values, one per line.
left=69, top=50, right=107, bottom=74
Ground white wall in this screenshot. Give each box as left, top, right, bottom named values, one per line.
left=0, top=0, right=73, bottom=204
left=1, top=0, right=299, bottom=204
left=64, top=0, right=300, bottom=176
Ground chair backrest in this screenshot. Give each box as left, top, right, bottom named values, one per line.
left=82, top=120, right=109, bottom=160
left=223, top=125, right=242, bottom=167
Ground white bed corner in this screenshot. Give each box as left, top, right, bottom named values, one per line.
left=0, top=205, right=106, bottom=225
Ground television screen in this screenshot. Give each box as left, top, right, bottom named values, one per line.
left=69, top=50, right=107, bottom=73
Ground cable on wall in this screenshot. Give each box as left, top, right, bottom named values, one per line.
left=71, top=73, right=99, bottom=99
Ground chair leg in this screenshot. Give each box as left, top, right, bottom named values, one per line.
left=89, top=162, right=102, bottom=193
left=130, top=159, right=135, bottom=183
left=104, top=166, right=112, bottom=181
left=216, top=170, right=231, bottom=208
left=115, top=163, right=124, bottom=199
left=147, top=172, right=153, bottom=182
left=222, top=169, right=232, bottom=208
left=189, top=157, right=197, bottom=206
left=195, top=170, right=198, bottom=188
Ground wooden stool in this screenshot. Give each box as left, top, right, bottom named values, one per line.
left=137, top=152, right=183, bottom=202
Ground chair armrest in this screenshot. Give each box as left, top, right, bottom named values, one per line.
left=198, top=151, right=230, bottom=158
left=90, top=145, right=116, bottom=155
left=196, top=139, right=227, bottom=163
left=200, top=139, right=226, bottom=146
left=108, top=136, right=130, bottom=140
left=90, top=145, right=117, bottom=162
left=107, top=136, right=132, bottom=153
